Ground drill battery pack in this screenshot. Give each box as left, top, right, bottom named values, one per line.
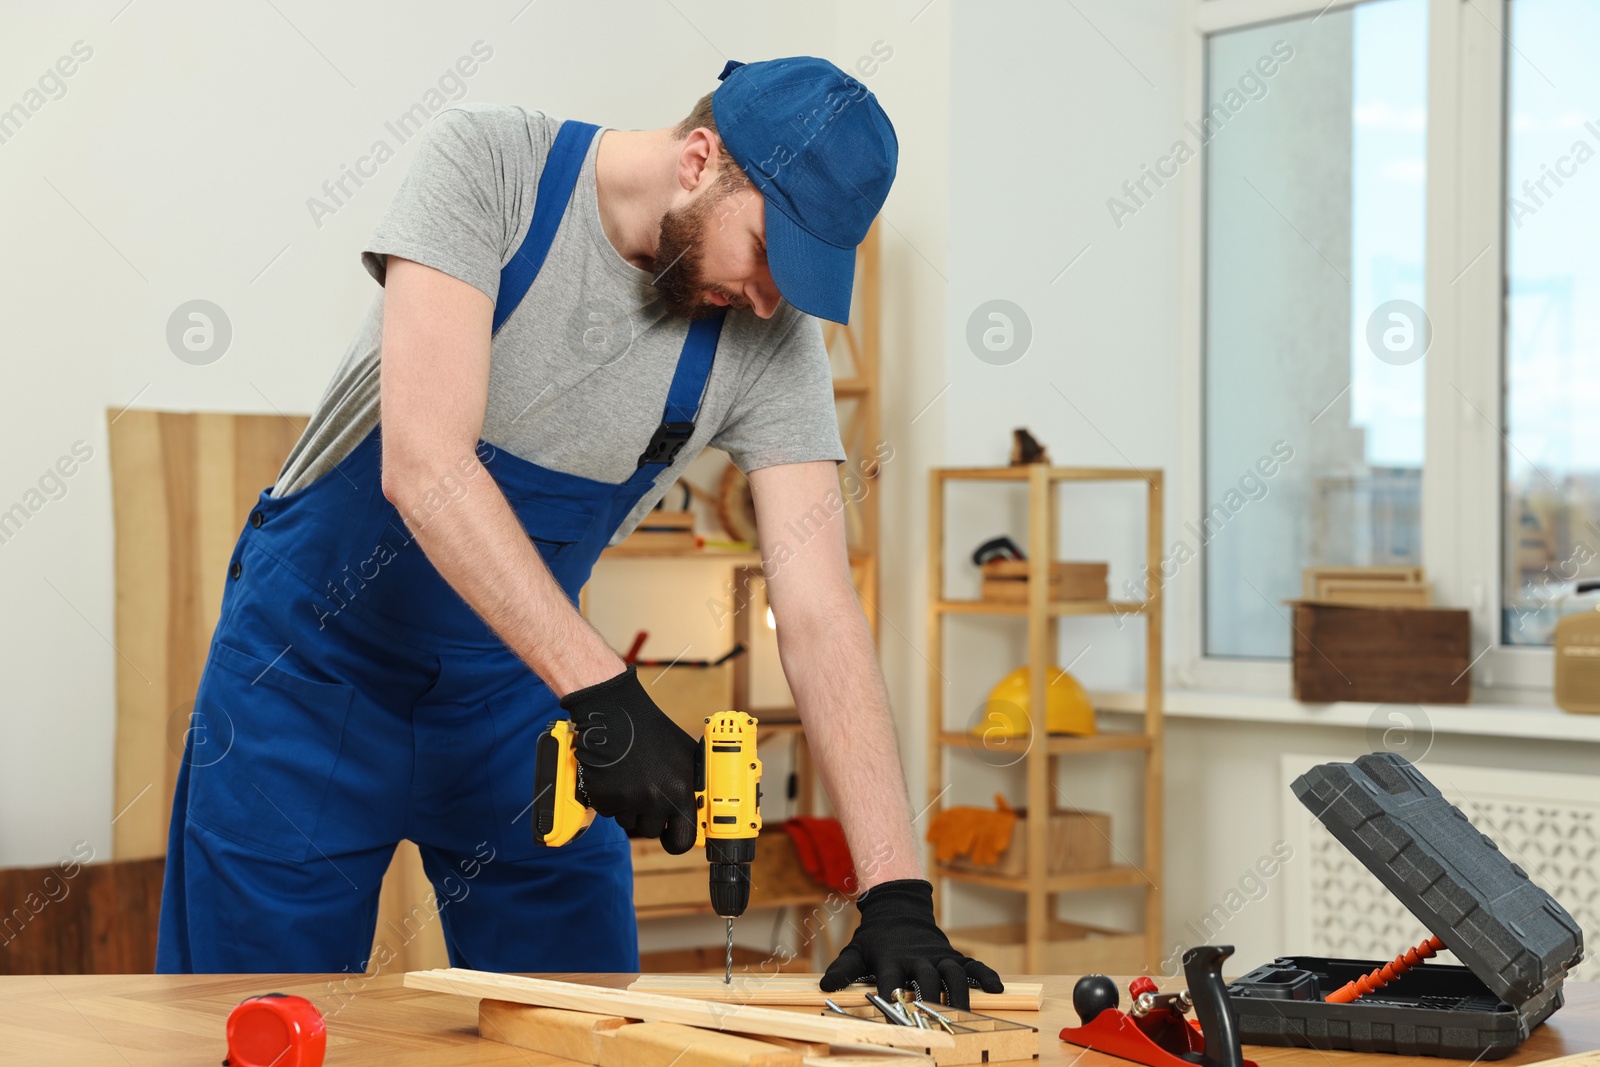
left=1226, top=753, right=1584, bottom=1060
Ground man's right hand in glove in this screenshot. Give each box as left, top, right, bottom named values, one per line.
left=557, top=666, right=700, bottom=854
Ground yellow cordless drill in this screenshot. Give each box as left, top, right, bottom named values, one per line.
left=533, top=710, right=762, bottom=983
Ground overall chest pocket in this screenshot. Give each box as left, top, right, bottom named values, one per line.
left=516, top=499, right=597, bottom=553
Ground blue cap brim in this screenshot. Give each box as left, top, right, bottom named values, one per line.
left=765, top=204, right=856, bottom=324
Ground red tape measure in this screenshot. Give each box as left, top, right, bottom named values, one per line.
left=225, top=994, right=325, bottom=1067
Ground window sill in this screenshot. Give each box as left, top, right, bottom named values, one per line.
left=1090, top=688, right=1600, bottom=744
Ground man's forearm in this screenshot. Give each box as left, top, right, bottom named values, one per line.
left=383, top=452, right=621, bottom=696
left=778, top=594, right=926, bottom=890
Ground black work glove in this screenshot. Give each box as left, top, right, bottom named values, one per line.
left=557, top=666, right=699, bottom=855
left=820, top=878, right=1004, bottom=1010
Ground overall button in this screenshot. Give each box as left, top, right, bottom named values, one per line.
left=250, top=510, right=263, bottom=528
left=230, top=560, right=242, bottom=580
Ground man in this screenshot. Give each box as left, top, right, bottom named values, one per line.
left=157, top=55, right=1001, bottom=1008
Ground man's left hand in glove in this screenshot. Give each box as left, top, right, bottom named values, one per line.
left=820, top=878, right=1004, bottom=1010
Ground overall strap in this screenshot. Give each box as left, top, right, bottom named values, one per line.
left=492, top=119, right=602, bottom=336
left=636, top=311, right=727, bottom=470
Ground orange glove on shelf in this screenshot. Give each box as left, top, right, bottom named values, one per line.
left=926, top=795, right=1018, bottom=866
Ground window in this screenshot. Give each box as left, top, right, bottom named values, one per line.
left=1202, top=0, right=1429, bottom=659
left=1502, top=0, right=1600, bottom=646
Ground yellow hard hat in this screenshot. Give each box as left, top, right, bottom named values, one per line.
left=972, top=666, right=1097, bottom=738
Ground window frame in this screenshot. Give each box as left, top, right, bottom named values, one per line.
left=1181, top=0, right=1543, bottom=697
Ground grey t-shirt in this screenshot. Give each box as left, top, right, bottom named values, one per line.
left=272, top=104, right=844, bottom=542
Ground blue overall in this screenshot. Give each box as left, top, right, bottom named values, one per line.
left=155, top=121, right=727, bottom=973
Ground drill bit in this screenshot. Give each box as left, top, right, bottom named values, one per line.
left=912, top=1001, right=958, bottom=1034
left=724, top=917, right=734, bottom=984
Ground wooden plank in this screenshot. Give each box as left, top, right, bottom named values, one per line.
left=108, top=408, right=174, bottom=863
left=626, top=975, right=1043, bottom=1011
left=1312, top=578, right=1434, bottom=607
left=109, top=409, right=309, bottom=862
left=478, top=1000, right=629, bottom=1062
left=402, top=969, right=954, bottom=1049
left=480, top=1000, right=853, bottom=1067
left=1302, top=564, right=1425, bottom=597
left=600, top=1021, right=802, bottom=1067
left=732, top=1032, right=830, bottom=1056
left=373, top=842, right=449, bottom=973
left=804, top=1054, right=932, bottom=1066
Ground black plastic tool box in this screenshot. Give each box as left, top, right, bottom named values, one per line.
left=1226, top=752, right=1584, bottom=1059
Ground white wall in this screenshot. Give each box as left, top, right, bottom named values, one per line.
left=942, top=0, right=1189, bottom=936
left=0, top=2, right=935, bottom=855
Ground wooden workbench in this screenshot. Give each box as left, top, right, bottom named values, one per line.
left=1, top=973, right=1595, bottom=1066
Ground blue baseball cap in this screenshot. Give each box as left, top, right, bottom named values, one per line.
left=712, top=57, right=898, bottom=324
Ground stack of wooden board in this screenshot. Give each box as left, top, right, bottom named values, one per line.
left=979, top=560, right=1107, bottom=603
left=1301, top=565, right=1431, bottom=607
left=404, top=969, right=1042, bottom=1066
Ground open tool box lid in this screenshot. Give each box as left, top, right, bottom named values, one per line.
left=1226, top=752, right=1584, bottom=1059
left=1293, top=751, right=1583, bottom=1006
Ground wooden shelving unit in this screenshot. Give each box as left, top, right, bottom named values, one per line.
left=926, top=464, right=1164, bottom=973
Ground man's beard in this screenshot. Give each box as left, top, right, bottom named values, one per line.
left=652, top=192, right=751, bottom=320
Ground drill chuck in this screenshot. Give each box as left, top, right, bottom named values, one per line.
left=707, top=838, right=755, bottom=917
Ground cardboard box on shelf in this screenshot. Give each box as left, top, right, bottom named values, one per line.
left=979, top=560, right=1109, bottom=603
left=944, top=808, right=1111, bottom=877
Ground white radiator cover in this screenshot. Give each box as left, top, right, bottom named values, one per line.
left=1281, top=754, right=1595, bottom=983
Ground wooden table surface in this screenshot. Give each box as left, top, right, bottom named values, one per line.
left=1, top=972, right=1594, bottom=1066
